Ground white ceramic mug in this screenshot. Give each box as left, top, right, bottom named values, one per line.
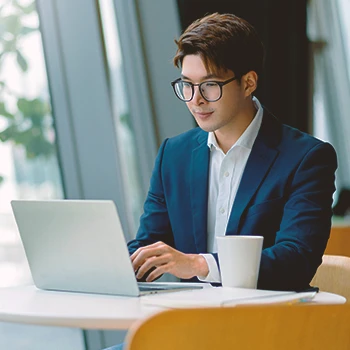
left=217, top=235, right=264, bottom=289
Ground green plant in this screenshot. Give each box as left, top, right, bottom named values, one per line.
left=0, top=0, right=55, bottom=184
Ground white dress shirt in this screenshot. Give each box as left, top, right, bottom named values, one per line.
left=198, top=97, right=263, bottom=283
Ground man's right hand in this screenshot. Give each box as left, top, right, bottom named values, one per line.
left=131, top=241, right=209, bottom=282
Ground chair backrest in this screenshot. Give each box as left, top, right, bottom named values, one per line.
left=125, top=304, right=350, bottom=350
left=325, top=226, right=350, bottom=257
left=311, top=255, right=350, bottom=301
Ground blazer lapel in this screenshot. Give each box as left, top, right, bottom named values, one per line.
left=226, top=111, right=281, bottom=236
left=190, top=131, right=210, bottom=253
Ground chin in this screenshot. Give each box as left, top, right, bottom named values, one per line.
left=197, top=122, right=217, bottom=133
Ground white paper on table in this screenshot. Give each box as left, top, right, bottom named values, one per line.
left=140, top=287, right=314, bottom=309
left=227, top=291, right=317, bottom=306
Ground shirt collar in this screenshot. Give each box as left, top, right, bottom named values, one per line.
left=207, top=96, right=263, bottom=152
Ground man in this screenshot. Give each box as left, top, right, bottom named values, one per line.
left=127, top=12, right=337, bottom=292
left=105, top=11, right=337, bottom=350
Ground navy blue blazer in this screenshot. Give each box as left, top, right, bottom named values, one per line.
left=128, top=110, right=337, bottom=291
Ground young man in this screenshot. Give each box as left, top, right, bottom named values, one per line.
left=128, top=13, right=337, bottom=292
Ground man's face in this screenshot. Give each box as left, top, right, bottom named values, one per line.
left=181, top=54, right=247, bottom=135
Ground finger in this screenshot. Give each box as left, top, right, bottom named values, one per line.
left=132, top=246, right=170, bottom=271
left=131, top=241, right=166, bottom=262
left=136, top=254, right=170, bottom=279
left=130, top=246, right=146, bottom=262
left=146, top=264, right=170, bottom=282
left=136, top=256, right=157, bottom=279
left=136, top=266, right=156, bottom=282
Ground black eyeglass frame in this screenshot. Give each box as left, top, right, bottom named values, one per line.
left=170, top=76, right=237, bottom=102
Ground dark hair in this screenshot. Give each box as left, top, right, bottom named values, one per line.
left=173, top=13, right=265, bottom=79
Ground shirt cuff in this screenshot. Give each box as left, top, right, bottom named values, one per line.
left=197, top=254, right=221, bottom=283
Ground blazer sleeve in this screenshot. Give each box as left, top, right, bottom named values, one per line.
left=257, top=142, right=337, bottom=291
left=127, top=139, right=174, bottom=254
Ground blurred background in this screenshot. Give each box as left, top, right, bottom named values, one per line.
left=0, top=0, right=349, bottom=348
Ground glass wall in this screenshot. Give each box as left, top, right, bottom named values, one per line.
left=0, top=0, right=64, bottom=288
left=308, top=0, right=350, bottom=196
left=98, top=0, right=144, bottom=236
left=0, top=0, right=188, bottom=347
left=339, top=0, right=350, bottom=74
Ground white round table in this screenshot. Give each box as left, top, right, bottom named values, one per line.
left=0, top=285, right=345, bottom=330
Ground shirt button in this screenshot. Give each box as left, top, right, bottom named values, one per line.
left=224, top=171, right=230, bottom=177
left=220, top=208, right=225, bottom=214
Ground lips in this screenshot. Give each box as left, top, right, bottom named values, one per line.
left=193, top=111, right=214, bottom=120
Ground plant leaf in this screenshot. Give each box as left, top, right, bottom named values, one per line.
left=2, top=39, right=16, bottom=53
left=15, top=1, right=36, bottom=15
left=0, top=125, right=18, bottom=142
left=16, top=50, right=28, bottom=72
left=0, top=102, right=14, bottom=119
left=25, top=132, right=54, bottom=158
left=2, top=15, right=21, bottom=36
left=17, top=98, right=49, bottom=118
left=20, top=26, right=38, bottom=36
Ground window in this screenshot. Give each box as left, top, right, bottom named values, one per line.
left=338, top=0, right=350, bottom=79
left=99, top=0, right=144, bottom=236
left=0, top=0, right=63, bottom=288
left=308, top=0, right=350, bottom=195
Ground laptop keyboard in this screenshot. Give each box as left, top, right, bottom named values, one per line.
left=138, top=283, right=203, bottom=292
left=138, top=285, right=170, bottom=291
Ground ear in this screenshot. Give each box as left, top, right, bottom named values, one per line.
left=242, top=71, right=258, bottom=97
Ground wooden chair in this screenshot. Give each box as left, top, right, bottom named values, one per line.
left=124, top=304, right=350, bottom=350
left=325, top=226, right=350, bottom=257
left=311, top=255, right=350, bottom=302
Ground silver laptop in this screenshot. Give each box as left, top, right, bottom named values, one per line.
left=11, top=200, right=202, bottom=297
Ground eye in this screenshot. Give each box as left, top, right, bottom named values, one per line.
left=182, top=81, right=192, bottom=87
left=203, top=82, right=218, bottom=87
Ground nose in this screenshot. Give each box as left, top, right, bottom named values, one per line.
left=192, top=86, right=205, bottom=105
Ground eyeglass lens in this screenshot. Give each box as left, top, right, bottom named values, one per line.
left=175, top=81, right=221, bottom=101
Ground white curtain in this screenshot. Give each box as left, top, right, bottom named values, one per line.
left=308, top=0, right=350, bottom=193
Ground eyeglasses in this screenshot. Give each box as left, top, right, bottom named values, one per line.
left=170, top=76, right=237, bottom=102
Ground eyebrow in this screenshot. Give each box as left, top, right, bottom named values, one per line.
left=181, top=73, right=219, bottom=81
